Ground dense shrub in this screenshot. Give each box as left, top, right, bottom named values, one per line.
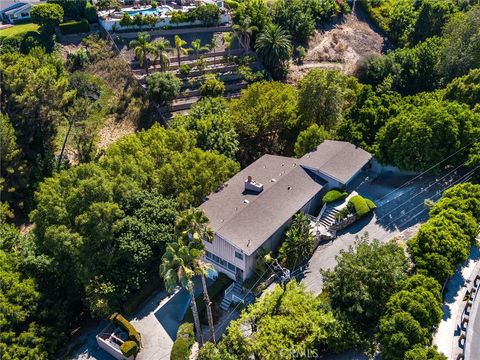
left=110, top=313, right=141, bottom=346
left=322, top=189, right=348, bottom=204
left=120, top=340, right=139, bottom=357
left=84, top=1, right=98, bottom=23
left=444, top=68, right=480, bottom=109
left=171, top=323, right=195, bottom=360
left=146, top=72, right=181, bottom=104
left=348, top=195, right=375, bottom=217
left=59, top=19, right=90, bottom=34
left=200, top=74, right=225, bottom=97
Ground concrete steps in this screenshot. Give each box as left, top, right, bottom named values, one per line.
left=219, top=281, right=255, bottom=311
left=318, top=207, right=340, bottom=228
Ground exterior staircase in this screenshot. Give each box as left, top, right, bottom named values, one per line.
left=317, top=206, right=340, bottom=229
left=220, top=281, right=255, bottom=311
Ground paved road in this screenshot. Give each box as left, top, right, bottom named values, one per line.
left=300, top=170, right=466, bottom=295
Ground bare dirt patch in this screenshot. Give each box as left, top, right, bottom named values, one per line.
left=288, top=7, right=392, bottom=83
left=97, top=115, right=137, bottom=151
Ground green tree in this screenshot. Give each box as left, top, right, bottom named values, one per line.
left=151, top=38, right=171, bottom=71
left=171, top=98, right=239, bottom=159
left=439, top=4, right=480, bottom=81
left=200, top=74, right=225, bottom=97
left=279, top=213, right=315, bottom=269
left=272, top=0, right=315, bottom=44
left=160, top=241, right=208, bottom=346
left=386, top=0, right=417, bottom=45
left=222, top=280, right=337, bottom=359
left=322, top=238, right=408, bottom=329
left=254, top=24, right=292, bottom=80
left=190, top=38, right=210, bottom=57
left=298, top=69, right=360, bottom=129
left=222, top=32, right=234, bottom=59
left=378, top=311, right=429, bottom=360
left=129, top=32, right=153, bottom=75
left=146, top=72, right=181, bottom=105
left=375, top=100, right=480, bottom=172
left=444, top=68, right=480, bottom=109
left=31, top=3, right=64, bottom=35
left=174, top=35, right=189, bottom=67
left=229, top=81, right=299, bottom=164
left=404, top=345, right=447, bottom=360
left=175, top=208, right=216, bottom=343
left=412, top=0, right=457, bottom=43
left=0, top=250, right=49, bottom=360
left=0, top=114, right=25, bottom=210
left=294, top=123, right=330, bottom=157
left=232, top=16, right=258, bottom=54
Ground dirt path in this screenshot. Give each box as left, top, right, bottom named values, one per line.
left=288, top=4, right=392, bottom=83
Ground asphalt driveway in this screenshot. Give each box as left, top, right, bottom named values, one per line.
left=300, top=170, right=466, bottom=295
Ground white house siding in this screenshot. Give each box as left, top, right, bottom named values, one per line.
left=204, top=233, right=246, bottom=280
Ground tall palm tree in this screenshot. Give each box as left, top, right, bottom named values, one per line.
left=175, top=208, right=216, bottom=343
left=175, top=208, right=214, bottom=244
left=151, top=38, right=171, bottom=71
left=222, top=32, right=234, bottom=60
left=255, top=24, right=292, bottom=79
left=129, top=32, right=153, bottom=75
left=190, top=39, right=210, bottom=58
left=210, top=36, right=218, bottom=67
left=160, top=242, right=206, bottom=347
left=174, top=35, right=189, bottom=67
left=232, top=16, right=258, bottom=55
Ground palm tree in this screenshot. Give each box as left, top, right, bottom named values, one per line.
left=232, top=17, right=258, bottom=55
left=222, top=32, right=234, bottom=60
left=174, top=35, right=189, bottom=67
left=160, top=242, right=206, bottom=347
left=129, top=32, right=153, bottom=75
left=151, top=38, right=171, bottom=71
left=175, top=208, right=214, bottom=244
left=255, top=24, right=292, bottom=79
left=190, top=39, right=210, bottom=58
left=175, top=208, right=216, bottom=343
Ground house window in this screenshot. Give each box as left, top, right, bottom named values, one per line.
left=235, top=251, right=243, bottom=260
left=21, top=12, right=29, bottom=17
left=227, top=263, right=236, bottom=272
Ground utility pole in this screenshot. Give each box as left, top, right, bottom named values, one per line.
left=265, top=255, right=291, bottom=291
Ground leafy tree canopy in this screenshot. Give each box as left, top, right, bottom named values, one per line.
left=322, top=237, right=408, bottom=329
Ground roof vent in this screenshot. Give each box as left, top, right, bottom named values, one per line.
left=245, top=176, right=263, bottom=193
left=270, top=178, right=277, bottom=182
left=288, top=186, right=292, bottom=190
left=243, top=199, right=250, bottom=204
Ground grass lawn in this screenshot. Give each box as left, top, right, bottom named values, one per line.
left=0, top=23, right=39, bottom=38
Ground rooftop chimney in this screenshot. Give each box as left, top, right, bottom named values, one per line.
left=245, top=176, right=263, bottom=193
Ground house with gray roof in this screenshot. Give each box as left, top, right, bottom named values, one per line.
left=200, top=140, right=373, bottom=281
left=0, top=1, right=43, bottom=24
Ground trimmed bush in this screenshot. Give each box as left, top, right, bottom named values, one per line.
left=171, top=323, right=195, bottom=360
left=322, top=189, right=348, bottom=203
left=348, top=195, right=375, bottom=217
left=120, top=340, right=139, bottom=357
left=59, top=19, right=90, bottom=35
left=110, top=313, right=141, bottom=346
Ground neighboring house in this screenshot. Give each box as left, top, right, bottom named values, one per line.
left=200, top=140, right=373, bottom=282
left=0, top=0, right=42, bottom=24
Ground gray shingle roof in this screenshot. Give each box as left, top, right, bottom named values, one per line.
left=200, top=155, right=325, bottom=255
left=200, top=141, right=371, bottom=254
left=300, top=140, right=372, bottom=185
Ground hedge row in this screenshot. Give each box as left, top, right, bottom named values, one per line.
left=322, top=189, right=348, bottom=204
left=170, top=323, right=195, bottom=360
left=59, top=18, right=90, bottom=35
left=407, top=183, right=480, bottom=282
left=110, top=312, right=141, bottom=356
